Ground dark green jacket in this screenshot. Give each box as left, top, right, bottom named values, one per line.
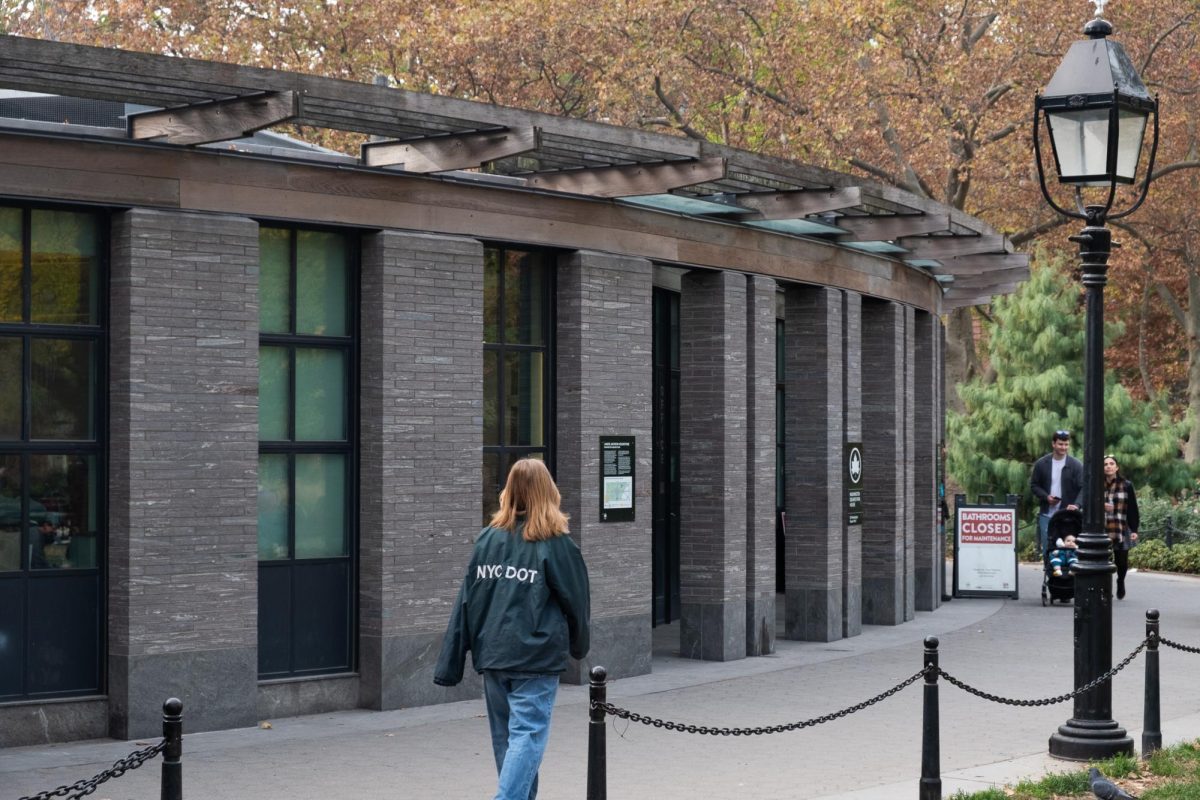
left=434, top=522, right=590, bottom=685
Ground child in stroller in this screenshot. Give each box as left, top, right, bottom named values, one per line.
left=1042, top=509, right=1083, bottom=606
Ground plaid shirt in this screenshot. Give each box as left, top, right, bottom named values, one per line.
left=1105, top=477, right=1130, bottom=539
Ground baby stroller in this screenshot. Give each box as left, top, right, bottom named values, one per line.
left=1041, top=509, right=1082, bottom=606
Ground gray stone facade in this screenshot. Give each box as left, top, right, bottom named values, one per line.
left=359, top=231, right=485, bottom=709
left=861, top=299, right=913, bottom=626
left=678, top=271, right=747, bottom=661
left=783, top=285, right=844, bottom=642
left=745, top=276, right=776, bottom=656
left=842, top=292, right=864, bottom=638
left=108, top=209, right=261, bottom=739
left=555, top=250, right=654, bottom=682
left=914, top=311, right=940, bottom=611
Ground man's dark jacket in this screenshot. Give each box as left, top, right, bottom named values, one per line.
left=434, top=522, right=590, bottom=686
left=1030, top=453, right=1084, bottom=514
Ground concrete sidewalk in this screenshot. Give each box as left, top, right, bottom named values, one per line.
left=4, top=563, right=1199, bottom=799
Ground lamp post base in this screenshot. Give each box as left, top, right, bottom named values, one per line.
left=1049, top=718, right=1134, bottom=761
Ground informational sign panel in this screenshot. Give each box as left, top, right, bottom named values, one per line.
left=599, top=436, right=635, bottom=522
left=845, top=442, right=864, bottom=526
left=953, top=502, right=1019, bottom=599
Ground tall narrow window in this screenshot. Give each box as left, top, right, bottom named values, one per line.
left=257, top=227, right=356, bottom=679
left=0, top=205, right=105, bottom=700
left=482, top=247, right=553, bottom=522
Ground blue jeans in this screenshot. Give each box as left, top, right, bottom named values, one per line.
left=483, top=671, right=559, bottom=800
left=1037, top=513, right=1051, bottom=557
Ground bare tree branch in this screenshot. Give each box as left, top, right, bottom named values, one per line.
left=848, top=157, right=900, bottom=185
left=1140, top=13, right=1196, bottom=75
left=963, top=13, right=998, bottom=54
left=652, top=75, right=707, bottom=141
left=681, top=53, right=808, bottom=115
left=1153, top=160, right=1200, bottom=181
left=1011, top=215, right=1072, bottom=247
left=984, top=121, right=1021, bottom=145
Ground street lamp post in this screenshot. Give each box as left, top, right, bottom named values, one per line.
left=1033, top=10, right=1159, bottom=762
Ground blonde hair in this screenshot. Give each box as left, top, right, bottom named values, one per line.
left=489, top=458, right=570, bottom=541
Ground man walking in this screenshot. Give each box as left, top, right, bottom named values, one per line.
left=1030, top=429, right=1083, bottom=556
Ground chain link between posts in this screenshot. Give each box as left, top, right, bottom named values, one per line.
left=17, top=739, right=166, bottom=800
left=1159, top=636, right=1200, bottom=655
left=590, top=636, right=1165, bottom=735
left=590, top=667, right=927, bottom=736
left=935, top=637, right=1148, bottom=707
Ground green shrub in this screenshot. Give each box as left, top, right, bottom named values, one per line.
left=1131, top=539, right=1173, bottom=571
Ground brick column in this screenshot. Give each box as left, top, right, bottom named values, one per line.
left=359, top=231, right=484, bottom=709
left=556, top=250, right=653, bottom=682
left=108, top=209, right=260, bottom=738
left=861, top=299, right=910, bottom=625
left=783, top=286, right=844, bottom=642
left=842, top=291, right=863, bottom=638
left=937, top=318, right=948, bottom=599
left=745, top=275, right=776, bottom=656
left=679, top=270, right=746, bottom=661
left=914, top=310, right=940, bottom=611
left=902, top=305, right=916, bottom=620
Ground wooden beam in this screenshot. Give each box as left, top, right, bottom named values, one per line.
left=128, top=91, right=300, bottom=146
left=522, top=157, right=727, bottom=198
left=361, top=126, right=540, bottom=172
left=836, top=213, right=951, bottom=241
left=730, top=186, right=862, bottom=219
left=943, top=282, right=1020, bottom=301
left=928, top=253, right=1030, bottom=276
left=899, top=234, right=1010, bottom=259
left=944, top=268, right=1030, bottom=289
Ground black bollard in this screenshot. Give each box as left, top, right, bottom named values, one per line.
left=919, top=637, right=941, bottom=800
left=161, top=698, right=183, bottom=800
left=1143, top=609, right=1162, bottom=757
left=587, top=666, right=608, bottom=800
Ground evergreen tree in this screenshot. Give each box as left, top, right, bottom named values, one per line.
left=947, top=253, right=1192, bottom=514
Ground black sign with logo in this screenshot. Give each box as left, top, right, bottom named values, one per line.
left=846, top=442, right=864, bottom=526
left=600, top=436, right=635, bottom=522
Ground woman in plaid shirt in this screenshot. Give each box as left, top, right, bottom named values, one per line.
left=1103, top=455, right=1140, bottom=600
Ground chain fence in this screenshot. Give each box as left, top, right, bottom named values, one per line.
left=1160, top=636, right=1200, bottom=655
left=591, top=667, right=927, bottom=736
left=17, top=739, right=166, bottom=800
left=937, top=636, right=1150, bottom=707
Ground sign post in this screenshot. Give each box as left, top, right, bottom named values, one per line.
left=952, top=497, right=1019, bottom=599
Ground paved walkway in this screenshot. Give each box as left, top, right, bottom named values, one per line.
left=4, top=564, right=1199, bottom=799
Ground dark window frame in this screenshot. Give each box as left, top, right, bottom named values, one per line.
left=481, top=245, right=557, bottom=523
left=256, top=224, right=359, bottom=681
left=0, top=202, right=108, bottom=701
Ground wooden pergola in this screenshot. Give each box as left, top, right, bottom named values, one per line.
left=0, top=34, right=1025, bottom=307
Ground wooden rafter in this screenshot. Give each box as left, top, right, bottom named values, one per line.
left=943, top=268, right=1030, bottom=289
left=128, top=91, right=300, bottom=146
left=361, top=126, right=540, bottom=172
left=522, top=157, right=727, bottom=198
left=928, top=254, right=1030, bottom=276
left=730, top=187, right=862, bottom=219
left=836, top=213, right=951, bottom=242
left=899, top=234, right=1010, bottom=259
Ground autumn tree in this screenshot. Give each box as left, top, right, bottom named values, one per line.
left=947, top=252, right=1193, bottom=510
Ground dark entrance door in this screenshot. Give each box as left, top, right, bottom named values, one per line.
left=651, top=288, right=680, bottom=625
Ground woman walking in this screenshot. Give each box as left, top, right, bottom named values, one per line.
left=1103, top=454, right=1140, bottom=600
left=435, top=458, right=591, bottom=800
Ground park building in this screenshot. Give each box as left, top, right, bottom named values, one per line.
left=0, top=36, right=1026, bottom=746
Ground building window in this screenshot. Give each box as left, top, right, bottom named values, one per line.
left=257, top=227, right=357, bottom=679
left=482, top=247, right=553, bottom=522
left=0, top=205, right=105, bottom=699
